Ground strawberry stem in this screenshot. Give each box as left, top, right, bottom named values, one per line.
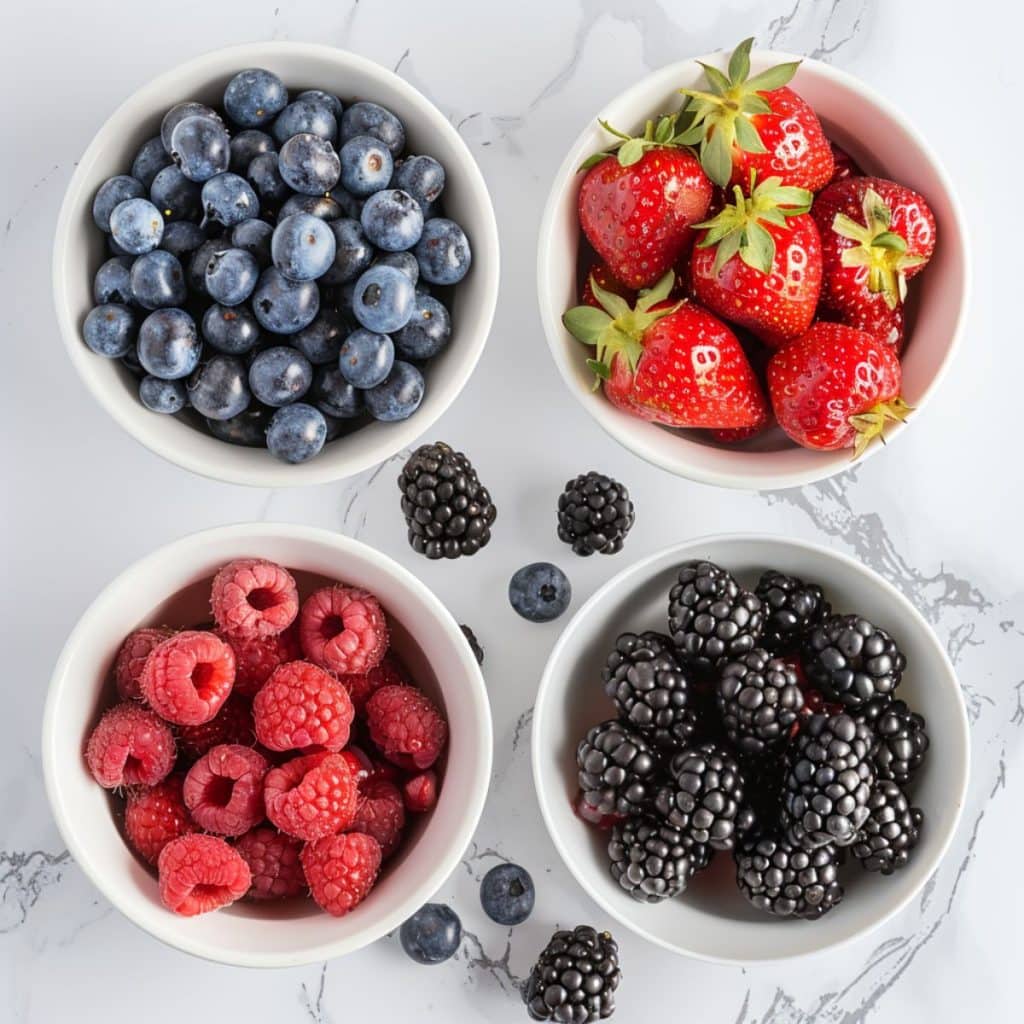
left=848, top=397, right=912, bottom=459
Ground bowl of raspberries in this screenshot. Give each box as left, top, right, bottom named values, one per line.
left=53, top=42, right=499, bottom=485
left=538, top=40, right=969, bottom=489
left=42, top=523, right=491, bottom=966
left=532, top=534, right=969, bottom=962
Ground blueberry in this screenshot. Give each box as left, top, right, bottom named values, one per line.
left=188, top=354, right=252, bottom=420
left=121, top=348, right=145, bottom=376
left=139, top=375, right=187, bottom=414
left=150, top=165, right=202, bottom=222
left=92, top=175, right=145, bottom=232
left=339, top=328, right=394, bottom=388
left=108, top=234, right=135, bottom=259
left=508, top=563, right=571, bottom=623
left=131, top=138, right=172, bottom=190
left=394, top=294, right=450, bottom=360
left=230, top=218, right=274, bottom=267
left=137, top=308, right=200, bottom=379
left=206, top=403, right=272, bottom=447
left=273, top=98, right=337, bottom=144
left=160, top=101, right=223, bottom=152
left=322, top=412, right=348, bottom=441
left=249, top=345, right=313, bottom=406
left=188, top=238, right=228, bottom=294
left=393, top=155, right=445, bottom=208
left=130, top=249, right=187, bottom=309
left=364, top=360, right=423, bottom=421
left=202, top=303, right=262, bottom=354
left=271, top=213, right=336, bottom=282
left=374, top=250, right=418, bottom=284
left=320, top=218, right=373, bottom=286
left=279, top=133, right=341, bottom=196
left=399, top=904, right=461, bottom=965
left=339, top=135, right=394, bottom=197
left=352, top=264, right=415, bottom=333
left=230, top=129, right=276, bottom=174
left=333, top=280, right=358, bottom=320
left=170, top=115, right=231, bottom=182
left=109, top=198, right=164, bottom=254
left=245, top=152, right=291, bottom=207
left=93, top=258, right=133, bottom=305
left=205, top=248, right=260, bottom=306
left=202, top=172, right=260, bottom=227
left=361, top=189, right=423, bottom=252
left=329, top=186, right=364, bottom=220
left=83, top=303, right=136, bottom=357
left=223, top=68, right=288, bottom=127
left=266, top=402, right=326, bottom=462
left=293, top=313, right=345, bottom=365
left=313, top=365, right=364, bottom=418
left=415, top=218, right=471, bottom=285
left=278, top=193, right=343, bottom=222
left=297, top=89, right=343, bottom=120
left=251, top=268, right=320, bottom=334
left=479, top=864, right=535, bottom=926
left=160, top=220, right=207, bottom=259
left=340, top=101, right=405, bottom=158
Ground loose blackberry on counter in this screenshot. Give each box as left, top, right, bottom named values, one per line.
left=459, top=623, right=484, bottom=664
left=851, top=780, right=923, bottom=875
left=735, top=832, right=844, bottom=919
left=854, top=697, right=929, bottom=784
left=755, top=571, right=831, bottom=654
left=608, top=815, right=710, bottom=902
left=524, top=925, right=620, bottom=1023
left=717, top=648, right=804, bottom=756
left=557, top=471, right=635, bottom=556
left=577, top=720, right=660, bottom=819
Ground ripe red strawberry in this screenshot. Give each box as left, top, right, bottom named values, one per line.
left=678, top=38, right=833, bottom=192
left=562, top=271, right=768, bottom=430
left=767, top=322, right=909, bottom=455
left=827, top=141, right=863, bottom=184
left=811, top=177, right=937, bottom=351
left=690, top=174, right=821, bottom=347
left=580, top=262, right=637, bottom=310
left=578, top=114, right=713, bottom=289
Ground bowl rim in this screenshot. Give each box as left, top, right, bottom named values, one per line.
left=41, top=521, right=493, bottom=967
left=531, top=532, right=971, bottom=964
left=536, top=49, right=972, bottom=491
left=52, top=41, right=500, bottom=488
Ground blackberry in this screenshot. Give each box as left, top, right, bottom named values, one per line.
left=608, top=815, right=710, bottom=902
left=654, top=742, right=751, bottom=850
left=854, top=697, right=929, bottom=784
left=852, top=781, right=923, bottom=875
left=739, top=752, right=787, bottom=831
left=754, top=571, right=831, bottom=654
left=803, top=614, right=905, bottom=708
left=668, top=560, right=763, bottom=672
left=717, top=648, right=804, bottom=756
left=577, top=720, right=659, bottom=818
left=397, top=442, right=497, bottom=559
left=602, top=632, right=697, bottom=750
left=557, top=471, right=635, bottom=556
left=782, top=713, right=875, bottom=849
left=460, top=624, right=484, bottom=665
left=735, top=832, right=843, bottom=919
left=524, top=925, right=620, bottom=1023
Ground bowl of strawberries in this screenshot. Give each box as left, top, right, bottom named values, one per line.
left=538, top=39, right=968, bottom=489
left=41, top=523, right=491, bottom=966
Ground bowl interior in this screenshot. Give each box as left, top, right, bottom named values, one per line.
left=538, top=54, right=967, bottom=489
left=55, top=43, right=499, bottom=486
left=533, top=536, right=968, bottom=962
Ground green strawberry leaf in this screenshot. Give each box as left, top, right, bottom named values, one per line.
left=734, top=115, right=767, bottom=154
left=728, top=37, right=754, bottom=84
left=740, top=93, right=771, bottom=115
left=578, top=152, right=608, bottom=172
left=740, top=220, right=776, bottom=273
left=672, top=121, right=709, bottom=146
left=872, top=231, right=908, bottom=252
left=697, top=62, right=731, bottom=96
left=712, top=230, right=743, bottom=275
left=597, top=119, right=631, bottom=141
left=617, top=137, right=646, bottom=166
left=635, top=271, right=676, bottom=311
left=744, top=61, right=801, bottom=94
left=563, top=306, right=613, bottom=345
left=702, top=125, right=734, bottom=187
left=589, top=277, right=633, bottom=320
left=586, top=358, right=611, bottom=381
left=654, top=116, right=675, bottom=143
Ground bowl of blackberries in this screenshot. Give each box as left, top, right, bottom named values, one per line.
left=533, top=535, right=969, bottom=962
left=54, top=43, right=499, bottom=485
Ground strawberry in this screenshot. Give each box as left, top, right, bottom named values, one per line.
left=677, top=38, right=833, bottom=192
left=811, top=177, right=937, bottom=350
left=562, top=271, right=768, bottom=429
left=767, top=322, right=909, bottom=455
left=827, top=141, right=863, bottom=184
left=690, top=174, right=821, bottom=347
left=580, top=262, right=637, bottom=309
left=712, top=419, right=770, bottom=444
left=577, top=114, right=713, bottom=290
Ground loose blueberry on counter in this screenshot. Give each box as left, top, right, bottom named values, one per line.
left=373, top=250, right=418, bottom=284
left=93, top=258, right=133, bottom=305
left=340, top=101, right=405, bottom=157
left=394, top=294, right=451, bottom=360
left=364, top=360, right=424, bottom=421
left=279, top=133, right=341, bottom=196
left=352, top=264, right=415, bottom=333
left=150, top=165, right=202, bottom=222
left=338, top=328, right=394, bottom=389
left=321, top=218, right=373, bottom=285
left=399, top=904, right=461, bottom=966
left=223, top=68, right=288, bottom=127
left=229, top=129, right=276, bottom=174
left=139, top=375, right=188, bottom=414
left=202, top=172, right=260, bottom=227
left=360, top=189, right=424, bottom=252
left=130, top=249, right=187, bottom=309
left=272, top=97, right=337, bottom=145
left=230, top=218, right=274, bottom=267
left=251, top=268, right=320, bottom=334
left=339, top=135, right=394, bottom=197
left=170, top=115, right=231, bottom=183
left=292, top=313, right=345, bottom=365
left=188, top=238, right=228, bottom=294
left=509, top=563, right=572, bottom=623
left=109, top=198, right=164, bottom=254
left=83, top=304, right=137, bottom=357
left=313, top=365, right=364, bottom=419
left=278, top=193, right=343, bottom=223
left=393, top=155, right=445, bottom=209
left=271, top=213, right=336, bottom=282
left=249, top=345, right=313, bottom=406
left=480, top=863, right=535, bottom=926
left=202, top=303, right=262, bottom=355
left=160, top=101, right=223, bottom=152
left=205, top=248, right=260, bottom=306
left=131, top=137, right=172, bottom=190
left=415, top=217, right=471, bottom=285
left=92, top=175, right=145, bottom=232
left=266, top=402, right=326, bottom=463
left=188, top=354, right=252, bottom=420
left=297, top=89, right=343, bottom=119
left=245, top=151, right=291, bottom=207
left=160, top=220, right=206, bottom=259
left=137, top=308, right=201, bottom=379
left=206, top=404, right=272, bottom=446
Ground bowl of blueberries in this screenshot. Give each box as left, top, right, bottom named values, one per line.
left=54, top=43, right=499, bottom=485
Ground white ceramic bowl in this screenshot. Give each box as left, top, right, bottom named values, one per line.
left=533, top=535, right=969, bottom=963
left=54, top=43, right=500, bottom=487
left=537, top=52, right=970, bottom=490
left=42, top=523, right=492, bottom=967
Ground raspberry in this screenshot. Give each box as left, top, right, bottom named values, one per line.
left=176, top=695, right=255, bottom=761
left=124, top=775, right=196, bottom=864
left=366, top=685, right=448, bottom=771
left=234, top=826, right=306, bottom=899
left=114, top=627, right=173, bottom=701
left=85, top=702, right=176, bottom=788
left=211, top=558, right=299, bottom=640
left=252, top=660, right=354, bottom=752
left=301, top=832, right=382, bottom=917
left=141, top=630, right=236, bottom=726
left=336, top=653, right=407, bottom=714
left=158, top=834, right=251, bottom=916
left=339, top=749, right=371, bottom=786
left=264, top=751, right=358, bottom=841
left=350, top=779, right=406, bottom=858
left=298, top=585, right=389, bottom=675
left=184, top=744, right=269, bottom=836
left=403, top=771, right=438, bottom=813
left=223, top=625, right=301, bottom=698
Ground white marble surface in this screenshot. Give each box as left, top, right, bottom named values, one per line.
left=4, top=0, right=1023, bottom=1020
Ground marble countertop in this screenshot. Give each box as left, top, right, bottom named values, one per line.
left=5, top=0, right=1021, bottom=1020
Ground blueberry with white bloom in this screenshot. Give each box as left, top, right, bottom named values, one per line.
left=360, top=189, right=423, bottom=252
left=202, top=172, right=260, bottom=227
left=83, top=304, right=136, bottom=357
left=373, top=250, right=418, bottom=284
left=339, top=135, right=393, bottom=197
left=223, top=68, right=288, bottom=127
left=339, top=328, right=394, bottom=389
left=278, top=193, right=342, bottom=223
left=188, top=354, right=252, bottom=420
left=245, top=152, right=291, bottom=207
left=292, top=313, right=345, bottom=365
left=279, top=133, right=341, bottom=195
left=131, top=138, right=172, bottom=190
left=206, top=404, right=272, bottom=447
left=297, top=89, right=343, bottom=120
left=170, top=115, right=231, bottom=182
left=202, top=303, right=262, bottom=355
left=93, top=175, right=145, bottom=232
left=271, top=213, right=336, bottom=282
left=229, top=129, right=276, bottom=174
left=160, top=101, right=223, bottom=152
left=393, top=155, right=445, bottom=208
left=415, top=217, right=471, bottom=285
left=130, top=249, right=187, bottom=309
left=266, top=403, right=327, bottom=463
left=251, top=268, right=320, bottom=334
left=394, top=294, right=451, bottom=360
left=365, top=360, right=424, bottom=422
left=150, top=165, right=202, bottom=222
left=249, top=345, right=313, bottom=406
left=160, top=220, right=206, bottom=259
left=139, top=375, right=187, bottom=414
left=313, top=365, right=364, bottom=418
left=231, top=218, right=274, bottom=267
left=321, top=218, right=373, bottom=285
left=340, top=101, right=405, bottom=157
left=352, top=264, right=415, bottom=333
left=273, top=98, right=337, bottom=144
left=93, top=258, right=133, bottom=305
left=137, top=308, right=201, bottom=379
left=205, top=248, right=260, bottom=306
left=109, top=198, right=164, bottom=254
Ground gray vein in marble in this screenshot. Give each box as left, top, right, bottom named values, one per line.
left=1, top=163, right=61, bottom=244
left=1013, top=680, right=1024, bottom=725
left=0, top=848, right=70, bottom=932
left=338, top=449, right=408, bottom=537
left=301, top=962, right=329, bottom=1024
left=511, top=706, right=533, bottom=753
left=461, top=928, right=525, bottom=994
left=394, top=47, right=410, bottom=74
left=764, top=0, right=869, bottom=63
left=460, top=840, right=512, bottom=880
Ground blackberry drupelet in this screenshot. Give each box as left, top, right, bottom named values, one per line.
left=803, top=614, right=906, bottom=708
left=735, top=831, right=844, bottom=919
left=755, top=571, right=831, bottom=654
left=557, top=471, right=635, bottom=556
left=524, top=925, right=621, bottom=1023
left=851, top=780, right=923, bottom=875
left=398, top=442, right=497, bottom=559
left=608, top=815, right=711, bottom=902
left=577, top=720, right=660, bottom=819
left=668, top=560, right=764, bottom=672
left=854, top=697, right=929, bottom=784
left=782, top=713, right=875, bottom=849
left=602, top=632, right=697, bottom=750
left=717, top=648, right=804, bottom=756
